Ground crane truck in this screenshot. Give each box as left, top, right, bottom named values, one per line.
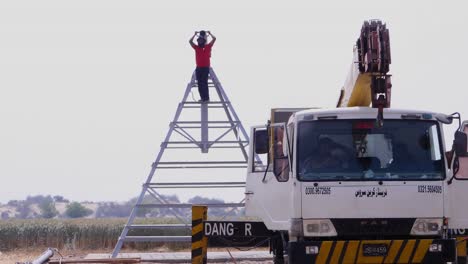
left=241, top=20, right=468, bottom=264
left=198, top=20, right=468, bottom=264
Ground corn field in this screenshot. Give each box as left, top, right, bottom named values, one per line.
left=0, top=218, right=189, bottom=251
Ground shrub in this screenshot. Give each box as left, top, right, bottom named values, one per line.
left=65, top=202, right=93, bottom=218
left=39, top=197, right=58, bottom=219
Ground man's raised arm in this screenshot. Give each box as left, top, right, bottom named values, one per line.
left=189, top=31, right=198, bottom=48
left=207, top=31, right=216, bottom=46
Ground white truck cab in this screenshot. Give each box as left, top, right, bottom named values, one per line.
left=245, top=107, right=468, bottom=264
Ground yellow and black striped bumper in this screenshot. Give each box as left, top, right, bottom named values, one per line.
left=456, top=237, right=467, bottom=264
left=289, top=239, right=456, bottom=264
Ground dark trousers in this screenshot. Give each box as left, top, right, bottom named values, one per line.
left=195, top=67, right=210, bottom=101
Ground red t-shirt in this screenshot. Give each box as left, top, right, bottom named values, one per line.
left=192, top=43, right=213, bottom=67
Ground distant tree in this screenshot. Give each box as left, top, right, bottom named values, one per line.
left=1, top=211, right=9, bottom=219
left=53, top=195, right=69, bottom=203
left=65, top=202, right=93, bottom=218
left=95, top=202, right=133, bottom=218
left=7, top=200, right=20, bottom=207
left=8, top=194, right=76, bottom=219
left=16, top=202, right=31, bottom=219
left=39, top=196, right=58, bottom=218
left=188, top=196, right=226, bottom=217
left=26, top=195, right=47, bottom=204
left=127, top=194, right=182, bottom=217
left=95, top=194, right=183, bottom=218
left=188, top=196, right=225, bottom=206
left=156, top=194, right=181, bottom=217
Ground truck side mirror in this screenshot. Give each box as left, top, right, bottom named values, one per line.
left=454, top=131, right=468, bottom=157
left=254, top=129, right=268, bottom=154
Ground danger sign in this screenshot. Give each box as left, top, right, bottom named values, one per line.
left=203, top=221, right=271, bottom=237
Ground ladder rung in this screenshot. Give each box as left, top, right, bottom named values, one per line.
left=136, top=203, right=245, bottom=208
left=128, top=224, right=191, bottom=229
left=149, top=181, right=245, bottom=186
left=148, top=185, right=245, bottom=189
left=157, top=161, right=246, bottom=165
left=190, top=82, right=215, bottom=84
left=182, top=101, right=230, bottom=105
left=164, top=146, right=247, bottom=149
left=155, top=165, right=247, bottom=169
left=175, top=126, right=235, bottom=129
left=122, top=236, right=191, bottom=242
left=162, top=141, right=248, bottom=144
left=149, top=186, right=245, bottom=189
left=190, top=86, right=217, bottom=89
left=172, top=121, right=240, bottom=124
left=147, top=182, right=245, bottom=189
left=190, top=83, right=215, bottom=86
left=183, top=106, right=226, bottom=109
left=165, top=146, right=247, bottom=149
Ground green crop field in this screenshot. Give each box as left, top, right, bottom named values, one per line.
left=0, top=218, right=189, bottom=251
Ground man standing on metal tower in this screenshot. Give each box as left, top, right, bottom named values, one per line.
left=189, top=30, right=216, bottom=102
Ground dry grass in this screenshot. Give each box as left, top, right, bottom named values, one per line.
left=0, top=218, right=189, bottom=252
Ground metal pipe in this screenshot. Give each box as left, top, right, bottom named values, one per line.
left=32, top=248, right=54, bottom=264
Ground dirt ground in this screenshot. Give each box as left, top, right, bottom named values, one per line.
left=0, top=249, right=93, bottom=264
left=0, top=249, right=273, bottom=264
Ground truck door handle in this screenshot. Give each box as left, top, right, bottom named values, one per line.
left=245, top=191, right=254, bottom=195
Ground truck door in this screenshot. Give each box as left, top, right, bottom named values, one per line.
left=448, top=121, right=468, bottom=229
left=245, top=124, right=292, bottom=230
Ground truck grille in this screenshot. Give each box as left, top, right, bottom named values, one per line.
left=331, top=218, right=415, bottom=237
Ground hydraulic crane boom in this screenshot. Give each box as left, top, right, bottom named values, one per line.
left=337, top=20, right=392, bottom=125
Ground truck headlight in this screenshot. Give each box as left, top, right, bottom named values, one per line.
left=289, top=218, right=304, bottom=237
left=303, top=219, right=337, bottom=237
left=410, top=218, right=442, bottom=236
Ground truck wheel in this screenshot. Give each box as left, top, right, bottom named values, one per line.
left=274, top=257, right=285, bottom=264
left=272, top=235, right=285, bottom=264
left=457, top=256, right=467, bottom=264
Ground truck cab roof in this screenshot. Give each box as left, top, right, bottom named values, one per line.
left=290, top=107, right=449, bottom=124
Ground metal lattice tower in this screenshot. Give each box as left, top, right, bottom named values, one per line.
left=112, top=68, right=256, bottom=256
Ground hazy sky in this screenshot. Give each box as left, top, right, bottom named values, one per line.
left=1, top=0, right=467, bottom=204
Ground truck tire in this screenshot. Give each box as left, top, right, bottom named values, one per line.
left=274, top=257, right=285, bottom=264
left=458, top=256, right=467, bottom=264
left=272, top=235, right=285, bottom=264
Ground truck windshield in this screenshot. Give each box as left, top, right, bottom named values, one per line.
left=297, top=119, right=444, bottom=181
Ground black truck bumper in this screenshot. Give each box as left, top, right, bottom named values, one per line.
left=289, top=239, right=457, bottom=264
